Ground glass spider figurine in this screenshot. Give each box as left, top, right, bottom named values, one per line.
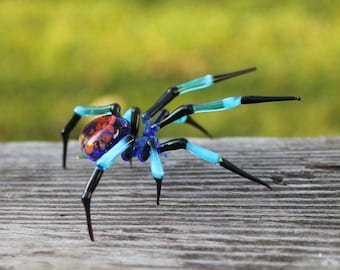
left=61, top=67, right=300, bottom=241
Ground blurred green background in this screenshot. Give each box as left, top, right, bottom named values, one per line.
left=0, top=0, right=339, bottom=141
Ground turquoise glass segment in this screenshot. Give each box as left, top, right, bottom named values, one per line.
left=150, top=144, right=164, bottom=180
left=123, top=108, right=132, bottom=121
left=74, top=105, right=112, bottom=116
left=186, top=142, right=220, bottom=165
left=177, top=75, right=213, bottom=94
left=96, top=135, right=132, bottom=170
left=193, top=97, right=241, bottom=113
left=174, top=115, right=188, bottom=124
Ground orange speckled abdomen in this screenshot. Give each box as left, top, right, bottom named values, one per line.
left=79, top=115, right=130, bottom=161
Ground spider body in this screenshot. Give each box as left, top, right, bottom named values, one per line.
left=61, top=67, right=300, bottom=241
left=79, top=115, right=130, bottom=161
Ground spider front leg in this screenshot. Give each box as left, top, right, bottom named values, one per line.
left=61, top=103, right=121, bottom=168
left=81, top=134, right=134, bottom=241
left=148, top=138, right=164, bottom=205
left=82, top=167, right=103, bottom=241
left=159, top=138, right=271, bottom=189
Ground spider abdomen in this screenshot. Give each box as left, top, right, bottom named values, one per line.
left=79, top=115, right=131, bottom=161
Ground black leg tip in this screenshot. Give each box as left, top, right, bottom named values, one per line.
left=213, top=67, right=256, bottom=83
left=155, top=179, right=162, bottom=205
left=219, top=157, right=272, bottom=190
left=265, top=182, right=272, bottom=190
left=89, top=234, right=95, bottom=241
left=82, top=193, right=95, bottom=241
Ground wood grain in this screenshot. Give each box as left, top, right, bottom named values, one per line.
left=0, top=138, right=339, bottom=269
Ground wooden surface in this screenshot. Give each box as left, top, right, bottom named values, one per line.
left=0, top=137, right=340, bottom=269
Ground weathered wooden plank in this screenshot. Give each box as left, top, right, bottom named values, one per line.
left=0, top=138, right=340, bottom=269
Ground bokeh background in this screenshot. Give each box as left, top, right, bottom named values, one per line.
left=0, top=0, right=339, bottom=141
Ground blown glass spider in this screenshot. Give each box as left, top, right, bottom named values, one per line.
left=61, top=67, right=300, bottom=241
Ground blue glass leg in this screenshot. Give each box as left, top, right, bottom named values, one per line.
left=148, top=139, right=164, bottom=205
left=122, top=108, right=132, bottom=121
left=81, top=134, right=134, bottom=241
left=177, top=67, right=256, bottom=94
left=96, top=135, right=134, bottom=170
left=143, top=67, right=256, bottom=119
left=155, top=95, right=300, bottom=129
left=155, top=97, right=241, bottom=129
left=74, top=103, right=121, bottom=117
left=159, top=138, right=271, bottom=189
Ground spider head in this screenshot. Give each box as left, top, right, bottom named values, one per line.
left=79, top=115, right=131, bottom=161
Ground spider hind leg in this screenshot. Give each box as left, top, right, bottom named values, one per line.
left=61, top=113, right=81, bottom=168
